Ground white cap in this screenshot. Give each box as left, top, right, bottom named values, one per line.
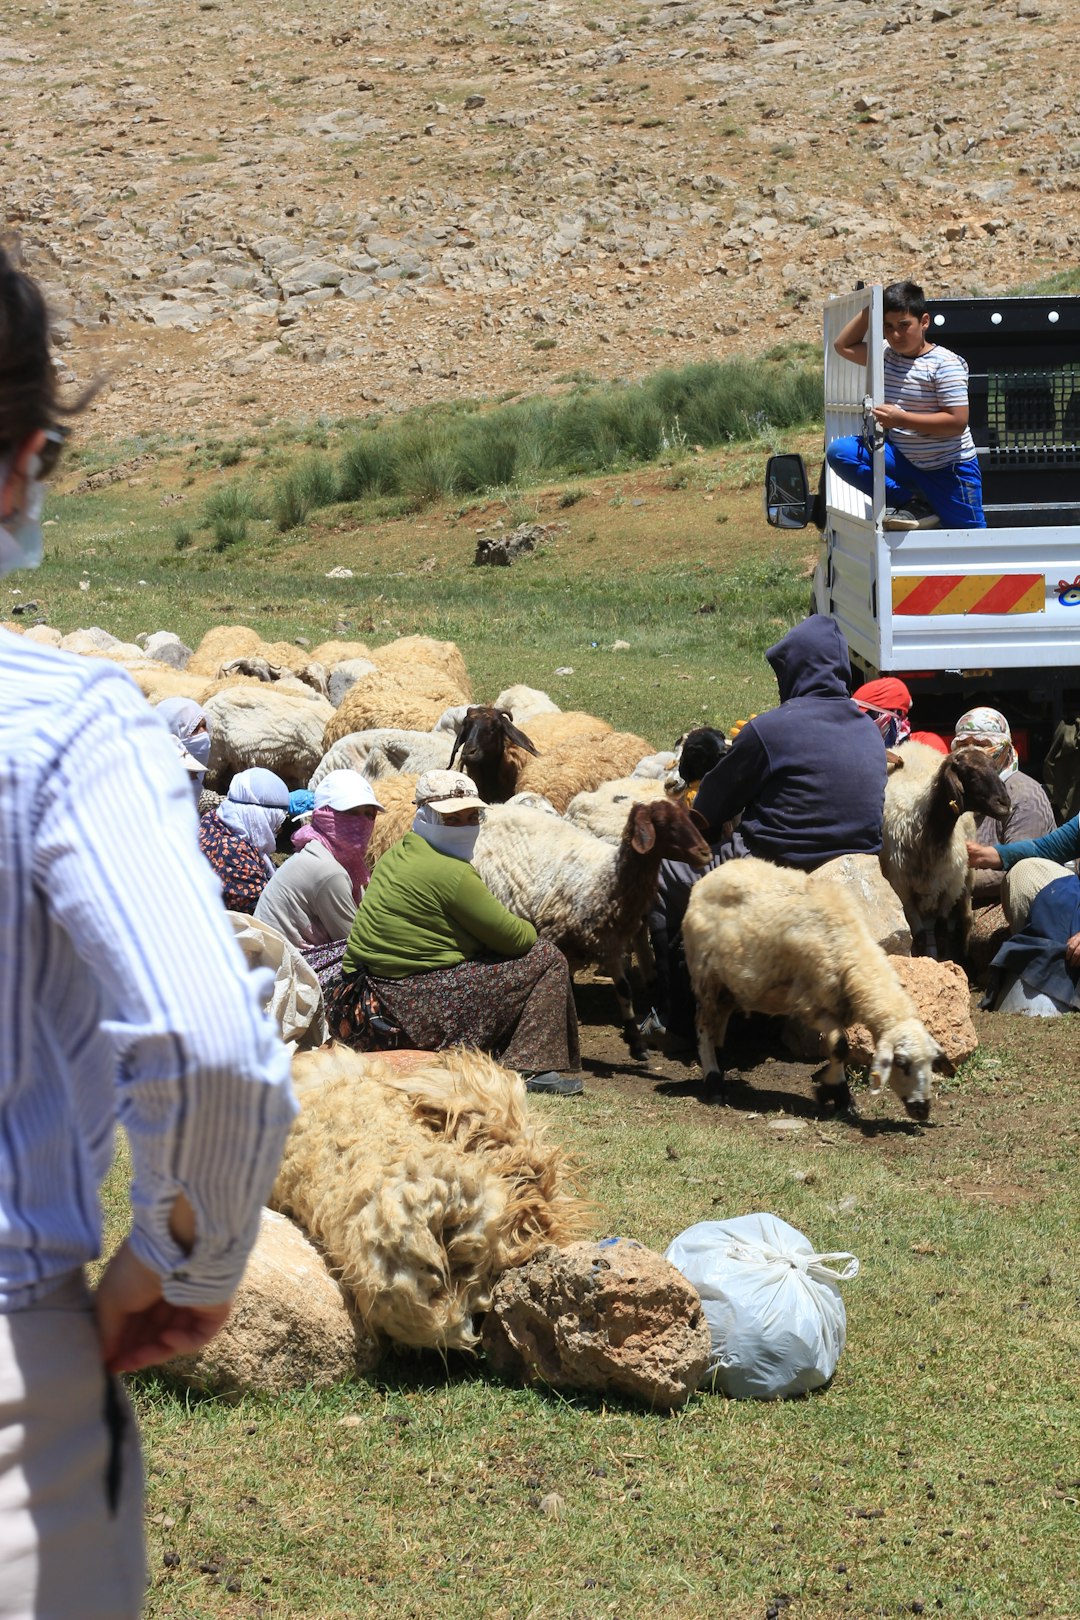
left=314, top=769, right=384, bottom=813
left=414, top=768, right=487, bottom=813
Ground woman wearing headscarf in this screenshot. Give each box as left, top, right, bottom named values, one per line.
left=851, top=676, right=913, bottom=749
left=197, top=766, right=290, bottom=914
left=155, top=696, right=212, bottom=801
left=255, top=769, right=383, bottom=950
left=324, top=770, right=582, bottom=1094
left=951, top=707, right=1055, bottom=907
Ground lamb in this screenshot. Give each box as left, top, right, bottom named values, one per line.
left=448, top=705, right=539, bottom=803
left=272, top=1044, right=587, bottom=1351
left=324, top=664, right=470, bottom=746
left=309, top=729, right=452, bottom=789
left=474, top=799, right=711, bottom=1058
left=515, top=730, right=655, bottom=813
left=564, top=776, right=669, bottom=843
left=202, top=683, right=335, bottom=792
left=681, top=857, right=944, bottom=1120
left=882, top=744, right=1011, bottom=957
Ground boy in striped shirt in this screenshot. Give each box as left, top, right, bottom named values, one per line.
left=826, top=279, right=987, bottom=530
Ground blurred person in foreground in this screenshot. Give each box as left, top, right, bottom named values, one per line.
left=0, top=245, right=295, bottom=1619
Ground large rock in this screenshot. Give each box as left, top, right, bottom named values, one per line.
left=811, top=853, right=911, bottom=956
left=168, top=1208, right=379, bottom=1396
left=843, top=956, right=977, bottom=1070
left=481, top=1238, right=711, bottom=1410
left=142, top=630, right=193, bottom=669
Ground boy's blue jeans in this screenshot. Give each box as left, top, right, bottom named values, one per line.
left=825, top=435, right=987, bottom=528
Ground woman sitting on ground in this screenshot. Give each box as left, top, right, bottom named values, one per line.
left=197, top=766, right=290, bottom=914
left=969, top=815, right=1080, bottom=1014
left=952, top=706, right=1054, bottom=909
left=255, top=769, right=383, bottom=952
left=324, top=769, right=583, bottom=1095
left=155, top=696, right=213, bottom=803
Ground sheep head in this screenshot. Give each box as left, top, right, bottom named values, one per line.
left=869, top=1017, right=944, bottom=1121
left=448, top=705, right=539, bottom=802
left=941, top=750, right=1011, bottom=822
left=626, top=799, right=712, bottom=866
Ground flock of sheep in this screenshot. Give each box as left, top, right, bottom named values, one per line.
left=10, top=617, right=1001, bottom=1122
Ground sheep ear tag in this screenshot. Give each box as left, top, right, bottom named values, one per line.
left=948, top=798, right=961, bottom=815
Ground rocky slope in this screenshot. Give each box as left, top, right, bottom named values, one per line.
left=2, top=0, right=1076, bottom=438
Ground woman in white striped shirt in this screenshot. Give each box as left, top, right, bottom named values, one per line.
left=826, top=278, right=987, bottom=531
left=0, top=247, right=295, bottom=1618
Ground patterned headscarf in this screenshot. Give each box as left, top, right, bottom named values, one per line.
left=217, top=768, right=290, bottom=869
left=951, top=707, right=1019, bottom=780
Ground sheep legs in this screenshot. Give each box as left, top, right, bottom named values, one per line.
left=609, top=959, right=649, bottom=1061
left=696, top=998, right=735, bottom=1104
left=813, top=1029, right=854, bottom=1113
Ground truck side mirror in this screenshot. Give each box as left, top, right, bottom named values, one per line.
left=764, top=454, right=812, bottom=529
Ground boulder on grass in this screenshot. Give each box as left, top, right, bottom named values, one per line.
left=167, top=1208, right=380, bottom=1396
left=811, top=853, right=911, bottom=955
left=481, top=1238, right=710, bottom=1410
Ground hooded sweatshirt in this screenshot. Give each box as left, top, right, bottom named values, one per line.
left=693, top=615, right=887, bottom=869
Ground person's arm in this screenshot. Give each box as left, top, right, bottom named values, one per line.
left=691, top=726, right=768, bottom=839
left=447, top=863, right=538, bottom=957
left=995, top=814, right=1080, bottom=872
left=833, top=306, right=869, bottom=365
left=36, top=670, right=296, bottom=1330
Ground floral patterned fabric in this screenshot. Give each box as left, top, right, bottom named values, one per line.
left=197, top=811, right=271, bottom=915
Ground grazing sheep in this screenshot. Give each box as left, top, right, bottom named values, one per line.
left=203, top=684, right=335, bottom=792
left=324, top=665, right=470, bottom=747
left=682, top=857, right=944, bottom=1120
left=493, top=685, right=560, bottom=724
left=372, top=636, right=472, bottom=700
left=309, top=729, right=453, bottom=789
left=565, top=776, right=669, bottom=844
left=448, top=705, right=540, bottom=803
left=882, top=746, right=1011, bottom=957
left=474, top=799, right=711, bottom=1058
left=515, top=731, right=655, bottom=813
left=522, top=710, right=613, bottom=751
left=271, top=1044, right=587, bottom=1351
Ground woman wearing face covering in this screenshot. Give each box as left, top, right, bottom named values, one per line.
left=197, top=766, right=290, bottom=914
left=952, top=706, right=1054, bottom=907
left=155, top=697, right=213, bottom=801
left=326, top=770, right=583, bottom=1094
left=255, top=770, right=383, bottom=950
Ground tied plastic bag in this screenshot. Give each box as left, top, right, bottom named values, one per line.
left=664, top=1213, right=859, bottom=1400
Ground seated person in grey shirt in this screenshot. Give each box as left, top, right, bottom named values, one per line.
left=951, top=707, right=1055, bottom=907
left=255, top=769, right=383, bottom=948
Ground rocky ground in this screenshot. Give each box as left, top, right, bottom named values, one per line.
left=2, top=0, right=1077, bottom=439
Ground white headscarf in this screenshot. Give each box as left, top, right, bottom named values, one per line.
left=411, top=804, right=481, bottom=863
left=156, top=697, right=213, bottom=789
left=217, top=768, right=290, bottom=871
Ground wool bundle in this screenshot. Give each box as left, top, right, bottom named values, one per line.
left=273, top=1045, right=588, bottom=1351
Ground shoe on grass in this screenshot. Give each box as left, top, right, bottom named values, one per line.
left=523, top=1070, right=584, bottom=1096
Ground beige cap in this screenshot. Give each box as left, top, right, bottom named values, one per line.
left=172, top=736, right=204, bottom=775
left=414, top=768, right=487, bottom=813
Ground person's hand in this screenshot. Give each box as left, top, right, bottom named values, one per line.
left=94, top=1239, right=232, bottom=1374
left=872, top=403, right=907, bottom=430
left=967, top=841, right=1002, bottom=870
left=1065, top=933, right=1080, bottom=973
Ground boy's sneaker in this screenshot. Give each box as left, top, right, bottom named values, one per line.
left=883, top=502, right=940, bottom=531
left=523, top=1070, right=584, bottom=1096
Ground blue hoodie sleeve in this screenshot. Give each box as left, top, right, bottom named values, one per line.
left=692, top=726, right=769, bottom=837
left=997, top=815, right=1080, bottom=872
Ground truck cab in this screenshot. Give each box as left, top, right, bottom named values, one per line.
left=766, top=285, right=1080, bottom=764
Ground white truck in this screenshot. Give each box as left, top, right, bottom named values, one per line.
left=765, top=284, right=1080, bottom=766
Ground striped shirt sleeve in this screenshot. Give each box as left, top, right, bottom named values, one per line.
left=34, top=669, right=297, bottom=1305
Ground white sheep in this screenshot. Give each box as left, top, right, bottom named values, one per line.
left=882, top=743, right=1011, bottom=957
left=203, top=683, right=335, bottom=791
left=514, top=730, right=656, bottom=813
left=564, top=776, right=668, bottom=843
left=682, top=857, right=943, bottom=1120
left=272, top=1044, right=587, bottom=1351
left=309, top=728, right=452, bottom=788
left=493, top=684, right=560, bottom=724
left=474, top=798, right=711, bottom=1058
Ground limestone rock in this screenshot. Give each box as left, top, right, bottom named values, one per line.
left=167, top=1208, right=379, bottom=1396
left=843, top=956, right=977, bottom=1071
left=143, top=630, right=193, bottom=669
left=481, top=1238, right=711, bottom=1410
left=60, top=626, right=121, bottom=654
left=811, top=853, right=912, bottom=956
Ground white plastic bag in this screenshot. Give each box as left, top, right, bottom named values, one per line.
left=664, top=1213, right=859, bottom=1400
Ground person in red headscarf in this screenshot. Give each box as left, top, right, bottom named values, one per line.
left=851, top=677, right=912, bottom=749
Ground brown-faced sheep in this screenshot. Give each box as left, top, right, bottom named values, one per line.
left=474, top=799, right=712, bottom=1058
left=682, top=857, right=945, bottom=1120
left=515, top=731, right=655, bottom=814
left=271, top=1044, right=588, bottom=1351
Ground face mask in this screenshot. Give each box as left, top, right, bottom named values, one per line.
left=412, top=806, right=480, bottom=862
left=0, top=457, right=46, bottom=578
left=184, top=730, right=211, bottom=770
